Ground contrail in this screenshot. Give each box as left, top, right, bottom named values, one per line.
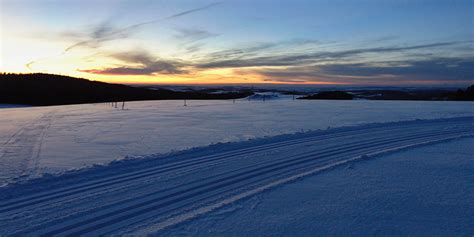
left=165, top=2, right=221, bottom=19
left=64, top=2, right=221, bottom=52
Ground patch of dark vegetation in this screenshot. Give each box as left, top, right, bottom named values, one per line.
left=353, top=90, right=428, bottom=100
left=448, top=85, right=474, bottom=101
left=298, top=91, right=354, bottom=100
left=299, top=85, right=474, bottom=101
left=0, top=73, right=253, bottom=106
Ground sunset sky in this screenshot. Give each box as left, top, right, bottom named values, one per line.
left=1, top=0, right=473, bottom=85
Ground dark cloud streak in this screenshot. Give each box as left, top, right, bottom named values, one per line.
left=174, top=28, right=217, bottom=43
left=253, top=57, right=474, bottom=84
left=196, top=42, right=460, bottom=69
left=65, top=2, right=221, bottom=52
left=78, top=50, right=185, bottom=75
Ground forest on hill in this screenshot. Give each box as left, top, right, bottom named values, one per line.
left=0, top=73, right=252, bottom=106
left=299, top=85, right=474, bottom=101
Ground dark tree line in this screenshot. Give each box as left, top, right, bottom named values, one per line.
left=298, top=85, right=474, bottom=101
left=0, top=73, right=253, bottom=106
left=299, top=91, right=354, bottom=100
left=449, top=85, right=474, bottom=101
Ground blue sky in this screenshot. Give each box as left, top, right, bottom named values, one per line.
left=1, top=0, right=473, bottom=85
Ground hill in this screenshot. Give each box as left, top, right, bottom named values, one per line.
left=0, top=73, right=252, bottom=106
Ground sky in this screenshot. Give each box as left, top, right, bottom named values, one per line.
left=1, top=0, right=473, bottom=86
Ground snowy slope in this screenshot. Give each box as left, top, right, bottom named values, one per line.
left=0, top=117, right=472, bottom=236
left=0, top=99, right=473, bottom=186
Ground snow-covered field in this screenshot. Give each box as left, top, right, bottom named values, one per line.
left=0, top=98, right=473, bottom=236
left=0, top=116, right=472, bottom=236
left=0, top=99, right=473, bottom=186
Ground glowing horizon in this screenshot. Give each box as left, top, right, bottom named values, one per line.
left=1, top=0, right=473, bottom=86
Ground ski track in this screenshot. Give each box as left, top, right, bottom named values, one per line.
left=0, top=117, right=473, bottom=236
left=0, top=111, right=55, bottom=184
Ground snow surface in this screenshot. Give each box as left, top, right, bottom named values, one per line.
left=0, top=117, right=472, bottom=236
left=0, top=99, right=473, bottom=186
left=162, top=137, right=474, bottom=236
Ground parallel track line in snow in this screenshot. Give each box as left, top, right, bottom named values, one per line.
left=0, top=124, right=468, bottom=216
left=131, top=134, right=471, bottom=236
left=28, top=129, right=472, bottom=236
left=9, top=127, right=467, bottom=233
left=1, top=118, right=472, bottom=236
left=0, top=121, right=467, bottom=213
left=45, top=131, right=473, bottom=237
left=97, top=132, right=474, bottom=237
